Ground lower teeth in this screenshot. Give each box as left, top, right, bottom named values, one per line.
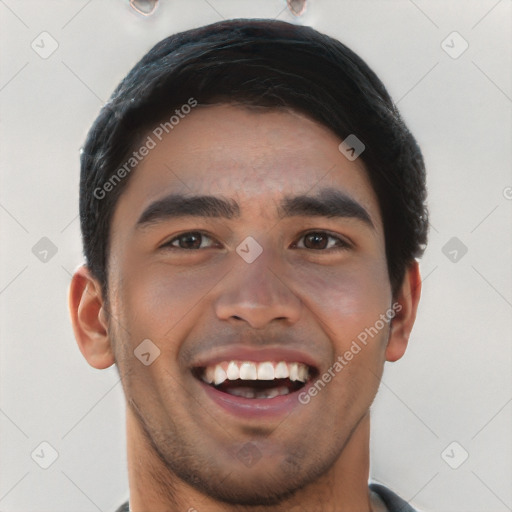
left=225, top=385, right=290, bottom=399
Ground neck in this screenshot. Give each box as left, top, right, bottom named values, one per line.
left=126, top=409, right=373, bottom=512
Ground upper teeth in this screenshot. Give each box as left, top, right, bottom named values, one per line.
left=202, top=361, right=310, bottom=386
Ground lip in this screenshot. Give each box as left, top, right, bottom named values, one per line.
left=190, top=345, right=320, bottom=370
left=190, top=345, right=319, bottom=420
left=198, top=378, right=308, bottom=419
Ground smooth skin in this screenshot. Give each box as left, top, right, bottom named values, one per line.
left=69, top=105, right=421, bottom=512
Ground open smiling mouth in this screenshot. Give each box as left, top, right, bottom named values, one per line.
left=193, top=361, right=316, bottom=399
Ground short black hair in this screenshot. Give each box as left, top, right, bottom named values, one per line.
left=80, top=18, right=428, bottom=299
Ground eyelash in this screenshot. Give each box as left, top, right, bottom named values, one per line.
left=161, top=230, right=352, bottom=252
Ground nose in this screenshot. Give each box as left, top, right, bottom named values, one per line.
left=214, top=248, right=302, bottom=330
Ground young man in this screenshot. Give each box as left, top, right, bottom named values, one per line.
left=69, top=19, right=428, bottom=512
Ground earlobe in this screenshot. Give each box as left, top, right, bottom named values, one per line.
left=68, top=265, right=115, bottom=370
left=385, top=261, right=422, bottom=362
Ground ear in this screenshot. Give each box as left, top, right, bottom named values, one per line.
left=385, top=260, right=422, bottom=362
left=68, top=265, right=115, bottom=369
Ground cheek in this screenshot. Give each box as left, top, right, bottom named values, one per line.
left=290, top=254, right=391, bottom=338
left=113, top=256, right=223, bottom=343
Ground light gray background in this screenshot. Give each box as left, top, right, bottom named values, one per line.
left=1, top=1, right=511, bottom=511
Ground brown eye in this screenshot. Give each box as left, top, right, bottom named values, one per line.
left=163, top=232, right=216, bottom=250
left=304, top=232, right=329, bottom=249
left=295, top=231, right=350, bottom=251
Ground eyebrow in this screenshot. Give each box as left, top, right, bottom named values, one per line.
left=136, top=187, right=374, bottom=229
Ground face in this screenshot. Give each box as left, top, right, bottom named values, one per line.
left=106, top=105, right=394, bottom=504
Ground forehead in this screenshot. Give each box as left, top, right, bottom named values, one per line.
left=112, top=104, right=382, bottom=229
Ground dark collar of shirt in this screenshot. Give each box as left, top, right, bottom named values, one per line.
left=114, top=483, right=418, bottom=512
left=369, top=482, right=419, bottom=511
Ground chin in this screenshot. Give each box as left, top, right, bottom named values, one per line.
left=190, top=472, right=301, bottom=506
left=171, top=450, right=333, bottom=507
